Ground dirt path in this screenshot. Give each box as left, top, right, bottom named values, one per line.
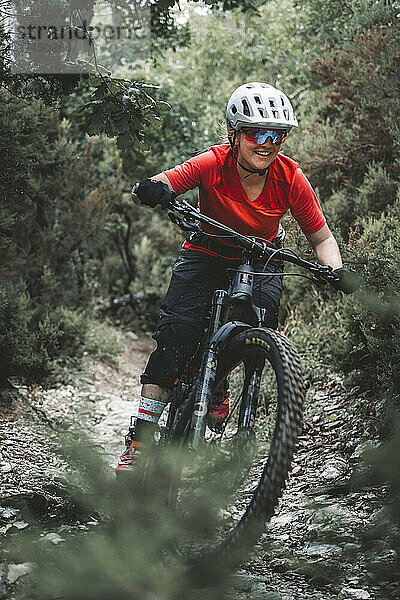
left=0, top=333, right=399, bottom=599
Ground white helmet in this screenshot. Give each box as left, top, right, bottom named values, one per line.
left=226, top=82, right=298, bottom=131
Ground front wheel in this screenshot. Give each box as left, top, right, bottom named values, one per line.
left=166, top=327, right=305, bottom=572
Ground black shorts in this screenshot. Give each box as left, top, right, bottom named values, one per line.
left=140, top=248, right=283, bottom=388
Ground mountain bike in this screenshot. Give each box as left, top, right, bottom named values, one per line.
left=141, top=197, right=346, bottom=572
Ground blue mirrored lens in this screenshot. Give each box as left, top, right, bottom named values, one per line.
left=253, top=130, right=282, bottom=144
left=244, top=129, right=286, bottom=145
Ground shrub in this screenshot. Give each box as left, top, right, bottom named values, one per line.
left=0, top=280, right=60, bottom=383
left=50, top=306, right=124, bottom=361
left=328, top=197, right=400, bottom=409
left=354, top=163, right=398, bottom=218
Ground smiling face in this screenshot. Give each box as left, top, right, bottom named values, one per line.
left=235, top=130, right=282, bottom=172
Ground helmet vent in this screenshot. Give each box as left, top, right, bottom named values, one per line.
left=272, top=109, right=280, bottom=118
left=231, top=105, right=237, bottom=114
left=242, top=99, right=251, bottom=116
left=269, top=98, right=276, bottom=107
left=258, top=107, right=267, bottom=117
left=283, top=108, right=289, bottom=120
left=254, top=95, right=262, bottom=104
left=280, top=96, right=286, bottom=106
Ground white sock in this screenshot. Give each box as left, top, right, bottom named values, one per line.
left=136, top=397, right=166, bottom=423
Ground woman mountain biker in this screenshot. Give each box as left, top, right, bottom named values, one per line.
left=115, top=81, right=358, bottom=473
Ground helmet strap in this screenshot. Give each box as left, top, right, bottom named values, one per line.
left=228, top=129, right=237, bottom=150
left=228, top=131, right=268, bottom=177
left=231, top=134, right=268, bottom=177
left=236, top=159, right=267, bottom=177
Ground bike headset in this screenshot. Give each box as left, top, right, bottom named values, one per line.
left=226, top=82, right=298, bottom=177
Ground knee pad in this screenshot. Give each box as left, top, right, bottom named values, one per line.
left=140, top=322, right=201, bottom=388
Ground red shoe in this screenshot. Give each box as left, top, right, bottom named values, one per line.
left=115, top=440, right=143, bottom=474
left=208, top=381, right=230, bottom=432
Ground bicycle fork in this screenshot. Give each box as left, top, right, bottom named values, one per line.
left=189, top=344, right=218, bottom=449
left=189, top=290, right=226, bottom=448
left=238, top=362, right=265, bottom=430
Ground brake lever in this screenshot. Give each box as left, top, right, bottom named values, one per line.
left=309, top=265, right=338, bottom=287
left=167, top=211, right=202, bottom=233
left=311, top=276, right=328, bottom=287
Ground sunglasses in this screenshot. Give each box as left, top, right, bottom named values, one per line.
left=242, top=128, right=288, bottom=145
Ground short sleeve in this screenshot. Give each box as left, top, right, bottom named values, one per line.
left=163, top=151, right=218, bottom=195
left=289, top=169, right=326, bottom=234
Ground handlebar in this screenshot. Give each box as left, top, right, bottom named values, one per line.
left=166, top=197, right=340, bottom=288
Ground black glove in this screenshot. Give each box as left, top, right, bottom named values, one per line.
left=133, top=179, right=172, bottom=210
left=332, top=267, right=361, bottom=294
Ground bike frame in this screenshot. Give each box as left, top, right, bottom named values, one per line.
left=189, top=248, right=273, bottom=448
left=166, top=248, right=278, bottom=450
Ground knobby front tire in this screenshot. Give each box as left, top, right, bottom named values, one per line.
left=165, top=327, right=305, bottom=575
left=209, top=327, right=305, bottom=569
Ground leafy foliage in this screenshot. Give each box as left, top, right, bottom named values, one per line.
left=329, top=199, right=400, bottom=406
left=293, top=0, right=400, bottom=52
left=296, top=22, right=400, bottom=231
left=79, top=77, right=163, bottom=149
left=146, top=0, right=312, bottom=154
left=286, top=17, right=400, bottom=413
left=0, top=88, right=127, bottom=380
left=0, top=280, right=60, bottom=382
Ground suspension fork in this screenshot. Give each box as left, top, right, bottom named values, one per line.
left=189, top=290, right=228, bottom=448
left=189, top=344, right=218, bottom=448
left=238, top=360, right=265, bottom=430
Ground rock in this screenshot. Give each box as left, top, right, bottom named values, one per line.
left=269, top=558, right=290, bottom=573
left=350, top=442, right=377, bottom=461
left=338, top=588, right=371, bottom=599
left=0, top=390, right=14, bottom=407
left=42, top=532, right=65, bottom=544
left=269, top=512, right=295, bottom=528
left=0, top=463, right=12, bottom=474
left=320, top=458, right=348, bottom=481
left=308, top=504, right=354, bottom=528
left=0, top=508, right=19, bottom=521
left=343, top=543, right=362, bottom=553
left=6, top=563, right=31, bottom=584
left=11, top=521, right=29, bottom=530
left=303, top=542, right=343, bottom=559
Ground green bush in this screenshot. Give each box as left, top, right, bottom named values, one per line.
left=0, top=283, right=124, bottom=384
left=354, top=163, right=398, bottom=218
left=49, top=307, right=89, bottom=359
left=328, top=197, right=400, bottom=408
left=0, top=281, right=60, bottom=383
left=84, top=319, right=124, bottom=361
left=50, top=306, right=124, bottom=361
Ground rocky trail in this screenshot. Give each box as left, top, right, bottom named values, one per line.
left=0, top=333, right=399, bottom=600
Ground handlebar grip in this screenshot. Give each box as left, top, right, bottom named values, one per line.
left=132, top=179, right=175, bottom=209
left=330, top=267, right=361, bottom=294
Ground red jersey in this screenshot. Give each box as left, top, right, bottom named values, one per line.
left=164, top=144, right=325, bottom=257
